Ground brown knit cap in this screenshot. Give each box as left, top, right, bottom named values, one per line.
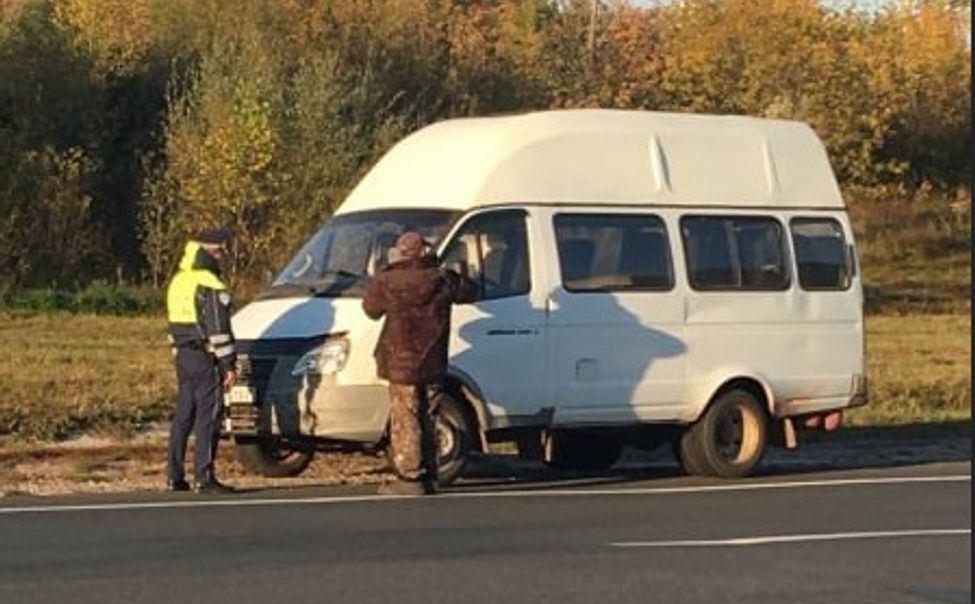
left=394, top=231, right=425, bottom=260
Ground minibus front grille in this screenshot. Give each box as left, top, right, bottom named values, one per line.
left=235, top=336, right=327, bottom=393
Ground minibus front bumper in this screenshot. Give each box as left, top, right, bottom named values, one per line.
left=223, top=347, right=388, bottom=444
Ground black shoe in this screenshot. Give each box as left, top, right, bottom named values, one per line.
left=166, top=479, right=191, bottom=492
left=193, top=479, right=235, bottom=495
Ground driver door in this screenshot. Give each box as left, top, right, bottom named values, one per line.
left=439, top=209, right=549, bottom=422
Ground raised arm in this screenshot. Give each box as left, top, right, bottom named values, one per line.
left=362, top=277, right=387, bottom=320
left=442, top=269, right=478, bottom=304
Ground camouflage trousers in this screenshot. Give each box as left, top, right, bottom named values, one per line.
left=387, top=383, right=441, bottom=482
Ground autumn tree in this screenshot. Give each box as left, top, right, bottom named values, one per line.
left=0, top=0, right=969, bottom=290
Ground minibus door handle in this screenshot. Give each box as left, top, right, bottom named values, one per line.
left=486, top=328, right=537, bottom=336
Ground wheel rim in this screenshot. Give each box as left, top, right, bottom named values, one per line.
left=715, top=403, right=761, bottom=464
left=436, top=417, right=459, bottom=464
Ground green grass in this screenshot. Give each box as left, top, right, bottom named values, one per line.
left=0, top=282, right=165, bottom=316
left=0, top=310, right=969, bottom=443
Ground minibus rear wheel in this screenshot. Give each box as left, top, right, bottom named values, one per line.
left=673, top=433, right=707, bottom=476
left=679, top=389, right=767, bottom=478
left=234, top=435, right=314, bottom=478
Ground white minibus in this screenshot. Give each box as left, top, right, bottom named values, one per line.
left=228, top=109, right=867, bottom=483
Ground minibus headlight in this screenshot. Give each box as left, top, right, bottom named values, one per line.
left=291, top=338, right=350, bottom=377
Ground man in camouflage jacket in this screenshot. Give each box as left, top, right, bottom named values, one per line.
left=363, top=231, right=477, bottom=495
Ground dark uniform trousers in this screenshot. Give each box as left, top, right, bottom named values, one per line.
left=168, top=347, right=224, bottom=485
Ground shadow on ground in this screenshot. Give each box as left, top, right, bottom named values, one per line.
left=215, top=420, right=970, bottom=498
left=448, top=420, right=972, bottom=493
left=2, top=421, right=966, bottom=499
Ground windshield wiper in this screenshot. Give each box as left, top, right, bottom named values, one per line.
left=306, top=271, right=367, bottom=297
left=256, top=271, right=366, bottom=301
left=323, top=269, right=364, bottom=280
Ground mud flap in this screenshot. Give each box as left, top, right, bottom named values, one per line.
left=771, top=417, right=799, bottom=450
left=783, top=417, right=798, bottom=449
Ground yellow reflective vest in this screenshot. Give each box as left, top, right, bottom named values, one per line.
left=166, top=241, right=236, bottom=371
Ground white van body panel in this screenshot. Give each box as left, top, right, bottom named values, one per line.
left=230, top=109, right=864, bottom=445
left=678, top=209, right=863, bottom=421
left=233, top=297, right=354, bottom=340
left=530, top=206, right=689, bottom=426
left=449, top=296, right=548, bottom=421
left=233, top=297, right=389, bottom=441
left=339, top=109, right=843, bottom=214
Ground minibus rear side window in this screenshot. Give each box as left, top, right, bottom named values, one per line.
left=681, top=215, right=789, bottom=291
left=554, top=213, right=673, bottom=292
left=790, top=218, right=851, bottom=290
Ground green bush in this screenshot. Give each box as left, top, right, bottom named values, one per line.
left=0, top=281, right=164, bottom=315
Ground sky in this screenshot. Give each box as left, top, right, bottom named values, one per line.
left=627, top=0, right=904, bottom=11
left=625, top=0, right=971, bottom=46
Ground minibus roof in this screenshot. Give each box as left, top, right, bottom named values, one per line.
left=337, top=109, right=844, bottom=215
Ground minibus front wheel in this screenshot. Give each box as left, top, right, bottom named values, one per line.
left=433, top=393, right=478, bottom=486
left=234, top=435, right=315, bottom=478
left=678, top=388, right=768, bottom=478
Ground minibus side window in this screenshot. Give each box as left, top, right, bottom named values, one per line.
left=790, top=217, right=851, bottom=290
left=440, top=210, right=531, bottom=301
left=553, top=213, right=673, bottom=292
left=681, top=215, right=789, bottom=291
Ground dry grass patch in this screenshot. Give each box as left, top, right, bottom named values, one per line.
left=0, top=311, right=969, bottom=443
left=847, top=314, right=971, bottom=425
left=0, top=311, right=969, bottom=496
left=0, top=311, right=175, bottom=442
left=0, top=438, right=390, bottom=496
left=849, top=191, right=971, bottom=315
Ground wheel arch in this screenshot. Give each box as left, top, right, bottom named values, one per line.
left=444, top=367, right=490, bottom=453
left=687, top=371, right=775, bottom=423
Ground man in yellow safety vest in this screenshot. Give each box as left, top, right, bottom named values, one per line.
left=165, top=227, right=238, bottom=494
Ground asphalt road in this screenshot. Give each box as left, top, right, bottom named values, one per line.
left=0, top=462, right=969, bottom=604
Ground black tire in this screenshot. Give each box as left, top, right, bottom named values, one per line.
left=674, top=430, right=708, bottom=476
left=679, top=388, right=768, bottom=478
left=546, top=431, right=623, bottom=473
left=234, top=435, right=314, bottom=478
left=434, top=393, right=477, bottom=486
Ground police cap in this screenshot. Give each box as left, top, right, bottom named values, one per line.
left=196, top=226, right=232, bottom=246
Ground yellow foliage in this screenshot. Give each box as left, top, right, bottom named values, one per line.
left=52, top=0, right=151, bottom=74
left=4, top=0, right=966, bottom=291
left=651, top=0, right=969, bottom=185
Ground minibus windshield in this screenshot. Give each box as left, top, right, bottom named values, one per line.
left=267, top=209, right=460, bottom=298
